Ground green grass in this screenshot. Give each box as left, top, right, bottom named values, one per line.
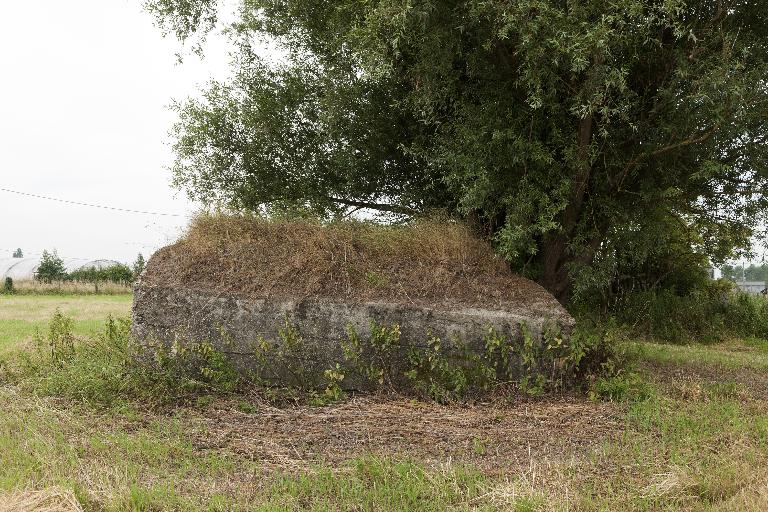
left=0, top=294, right=132, bottom=352
left=633, top=338, right=768, bottom=370
left=0, top=386, right=493, bottom=510
left=2, top=295, right=768, bottom=510
left=576, top=386, right=768, bottom=510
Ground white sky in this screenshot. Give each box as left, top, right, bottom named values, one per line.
left=0, top=1, right=234, bottom=264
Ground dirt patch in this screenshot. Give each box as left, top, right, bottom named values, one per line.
left=142, top=215, right=564, bottom=316
left=642, top=360, right=768, bottom=401
left=182, top=395, right=622, bottom=474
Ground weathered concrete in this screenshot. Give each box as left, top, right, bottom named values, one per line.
left=132, top=283, right=575, bottom=389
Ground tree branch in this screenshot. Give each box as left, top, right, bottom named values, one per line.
left=617, top=124, right=720, bottom=190
left=324, top=196, right=418, bottom=216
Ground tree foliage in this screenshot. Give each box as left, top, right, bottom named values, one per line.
left=148, top=0, right=768, bottom=302
left=132, top=253, right=146, bottom=278
left=68, top=264, right=134, bottom=285
left=12, top=248, right=23, bottom=259
left=721, top=263, right=768, bottom=282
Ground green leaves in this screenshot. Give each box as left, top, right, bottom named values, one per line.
left=150, top=0, right=768, bottom=299
left=36, top=250, right=67, bottom=284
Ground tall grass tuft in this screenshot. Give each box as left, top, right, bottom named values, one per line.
left=0, top=312, right=240, bottom=407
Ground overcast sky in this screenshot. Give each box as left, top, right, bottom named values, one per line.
left=0, top=1, right=234, bottom=264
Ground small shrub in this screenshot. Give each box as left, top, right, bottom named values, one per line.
left=322, top=364, right=347, bottom=402
left=273, top=316, right=323, bottom=388
left=43, top=309, right=76, bottom=367
left=405, top=334, right=471, bottom=402
left=35, top=249, right=67, bottom=283
left=141, top=338, right=241, bottom=396
left=2, top=277, right=13, bottom=294
left=342, top=322, right=403, bottom=388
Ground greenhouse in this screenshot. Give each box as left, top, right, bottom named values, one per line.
left=0, top=257, right=121, bottom=281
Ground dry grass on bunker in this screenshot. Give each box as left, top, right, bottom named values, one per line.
left=144, top=214, right=563, bottom=314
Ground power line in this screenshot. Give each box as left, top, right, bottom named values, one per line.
left=0, top=187, right=187, bottom=217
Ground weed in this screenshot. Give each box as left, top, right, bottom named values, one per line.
left=342, top=321, right=402, bottom=387
left=41, top=308, right=76, bottom=367
left=235, top=400, right=258, bottom=414
left=706, top=381, right=746, bottom=400
left=406, top=334, right=470, bottom=402
left=590, top=372, right=652, bottom=403
left=1, top=311, right=243, bottom=406
left=322, top=364, right=347, bottom=403
left=340, top=320, right=616, bottom=400
left=472, top=437, right=487, bottom=456
left=364, top=270, right=389, bottom=288
left=196, top=395, right=214, bottom=408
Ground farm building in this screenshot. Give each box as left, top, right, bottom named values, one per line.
left=0, top=257, right=120, bottom=281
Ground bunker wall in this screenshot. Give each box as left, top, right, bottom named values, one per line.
left=132, top=284, right=574, bottom=390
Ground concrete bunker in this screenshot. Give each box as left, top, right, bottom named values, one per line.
left=132, top=216, right=576, bottom=391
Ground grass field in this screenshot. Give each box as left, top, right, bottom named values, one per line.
left=0, top=294, right=132, bottom=353
left=1, top=295, right=768, bottom=510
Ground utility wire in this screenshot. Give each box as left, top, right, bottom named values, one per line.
left=0, top=187, right=186, bottom=217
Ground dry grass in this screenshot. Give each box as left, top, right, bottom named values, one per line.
left=717, top=481, right=768, bottom=511
left=0, top=295, right=132, bottom=323
left=0, top=488, right=83, bottom=512
left=10, top=281, right=131, bottom=296
left=143, top=214, right=563, bottom=314
left=184, top=394, right=621, bottom=474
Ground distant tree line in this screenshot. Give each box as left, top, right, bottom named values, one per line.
left=721, top=263, right=768, bottom=283
left=34, top=250, right=146, bottom=285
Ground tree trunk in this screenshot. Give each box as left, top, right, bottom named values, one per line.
left=540, top=234, right=573, bottom=303
left=538, top=115, right=595, bottom=304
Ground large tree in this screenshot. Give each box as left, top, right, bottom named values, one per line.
left=148, top=0, right=768, bottom=302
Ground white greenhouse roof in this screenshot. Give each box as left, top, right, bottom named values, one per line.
left=0, top=257, right=121, bottom=281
